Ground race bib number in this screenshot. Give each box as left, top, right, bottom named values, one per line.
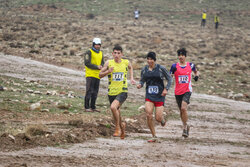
left=112, top=72, right=124, bottom=81
left=148, top=86, right=159, bottom=94
left=178, top=75, right=189, bottom=84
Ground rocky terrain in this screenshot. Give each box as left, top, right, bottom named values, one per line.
left=0, top=1, right=249, bottom=166
left=0, top=3, right=249, bottom=102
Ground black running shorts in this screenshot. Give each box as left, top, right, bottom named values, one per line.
left=175, top=92, right=192, bottom=109
left=108, top=92, right=128, bottom=105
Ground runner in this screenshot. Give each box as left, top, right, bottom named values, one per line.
left=134, top=8, right=140, bottom=20
left=201, top=10, right=207, bottom=28
left=170, top=48, right=199, bottom=138
left=137, top=52, right=172, bottom=142
left=99, top=45, right=136, bottom=139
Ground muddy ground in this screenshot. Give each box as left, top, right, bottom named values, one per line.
left=0, top=54, right=249, bottom=167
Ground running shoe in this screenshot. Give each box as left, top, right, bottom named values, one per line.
left=182, top=125, right=190, bottom=138
left=147, top=136, right=158, bottom=143
left=161, top=113, right=167, bottom=127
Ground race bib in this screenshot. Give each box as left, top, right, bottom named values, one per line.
left=148, top=86, right=159, bottom=94
left=178, top=75, right=189, bottom=84
left=112, top=72, right=124, bottom=81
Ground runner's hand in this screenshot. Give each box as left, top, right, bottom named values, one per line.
left=137, top=84, right=142, bottom=89
left=161, top=88, right=167, bottom=96
left=130, top=79, right=136, bottom=85
left=108, top=67, right=114, bottom=73
left=194, top=76, right=199, bottom=82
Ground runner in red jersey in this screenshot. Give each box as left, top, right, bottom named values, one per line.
left=170, top=48, right=199, bottom=138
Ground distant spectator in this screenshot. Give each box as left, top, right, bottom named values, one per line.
left=214, top=14, right=220, bottom=30
left=134, top=8, right=140, bottom=20
left=201, top=10, right=207, bottom=28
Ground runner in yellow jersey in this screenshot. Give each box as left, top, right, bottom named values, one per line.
left=201, top=10, right=207, bottom=28
left=99, top=45, right=136, bottom=139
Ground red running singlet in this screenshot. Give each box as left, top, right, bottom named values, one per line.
left=174, top=62, right=192, bottom=95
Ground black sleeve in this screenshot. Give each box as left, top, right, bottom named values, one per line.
left=139, top=66, right=147, bottom=87
left=159, top=65, right=172, bottom=90
left=84, top=50, right=99, bottom=69
left=101, top=55, right=104, bottom=66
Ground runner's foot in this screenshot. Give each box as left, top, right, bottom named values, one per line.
left=147, top=136, right=158, bottom=143
left=182, top=125, right=190, bottom=138
left=160, top=113, right=167, bottom=127
left=120, top=122, right=126, bottom=139
left=113, top=128, right=121, bottom=137
left=161, top=119, right=166, bottom=127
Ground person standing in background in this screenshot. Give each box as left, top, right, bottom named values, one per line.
left=201, top=10, right=207, bottom=28
left=214, top=14, right=220, bottom=30
left=84, top=38, right=104, bottom=113
left=134, top=8, right=140, bottom=20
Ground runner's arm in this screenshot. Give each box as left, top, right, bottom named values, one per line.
left=99, top=61, right=112, bottom=78
left=169, top=64, right=176, bottom=78
left=190, top=63, right=199, bottom=81
left=160, top=65, right=172, bottom=90
left=138, top=66, right=147, bottom=88
left=128, top=61, right=136, bottom=85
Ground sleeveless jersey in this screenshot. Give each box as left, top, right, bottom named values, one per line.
left=174, top=62, right=192, bottom=95
left=202, top=13, right=207, bottom=19
left=143, top=64, right=165, bottom=102
left=108, top=59, right=129, bottom=96
left=85, top=49, right=103, bottom=79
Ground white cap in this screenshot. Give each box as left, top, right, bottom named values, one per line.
left=93, top=38, right=101, bottom=45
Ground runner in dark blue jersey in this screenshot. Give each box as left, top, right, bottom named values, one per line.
left=137, top=52, right=172, bottom=142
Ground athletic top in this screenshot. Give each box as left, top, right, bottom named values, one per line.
left=214, top=16, right=219, bottom=23
left=84, top=48, right=103, bottom=79
left=202, top=13, right=207, bottom=19
left=108, top=59, right=129, bottom=96
left=140, top=64, right=172, bottom=102
left=170, top=62, right=195, bottom=95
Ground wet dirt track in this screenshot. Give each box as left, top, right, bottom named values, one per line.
left=0, top=53, right=250, bottom=167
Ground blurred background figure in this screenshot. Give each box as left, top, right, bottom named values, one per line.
left=134, top=7, right=140, bottom=20
left=214, top=14, right=220, bottom=30
left=201, top=10, right=207, bottom=28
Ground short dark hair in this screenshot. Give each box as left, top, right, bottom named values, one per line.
left=113, top=44, right=123, bottom=52
left=177, top=48, right=187, bottom=57
left=147, top=52, right=156, bottom=61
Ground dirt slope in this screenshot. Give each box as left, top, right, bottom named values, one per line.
left=0, top=53, right=249, bottom=167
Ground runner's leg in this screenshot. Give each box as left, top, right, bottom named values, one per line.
left=155, top=106, right=164, bottom=124
left=145, top=101, right=156, bottom=137
left=180, top=101, right=188, bottom=129
left=110, top=99, right=121, bottom=136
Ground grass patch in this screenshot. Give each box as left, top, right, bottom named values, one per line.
left=226, top=116, right=250, bottom=124
left=0, top=75, right=144, bottom=117
left=230, top=152, right=241, bottom=155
